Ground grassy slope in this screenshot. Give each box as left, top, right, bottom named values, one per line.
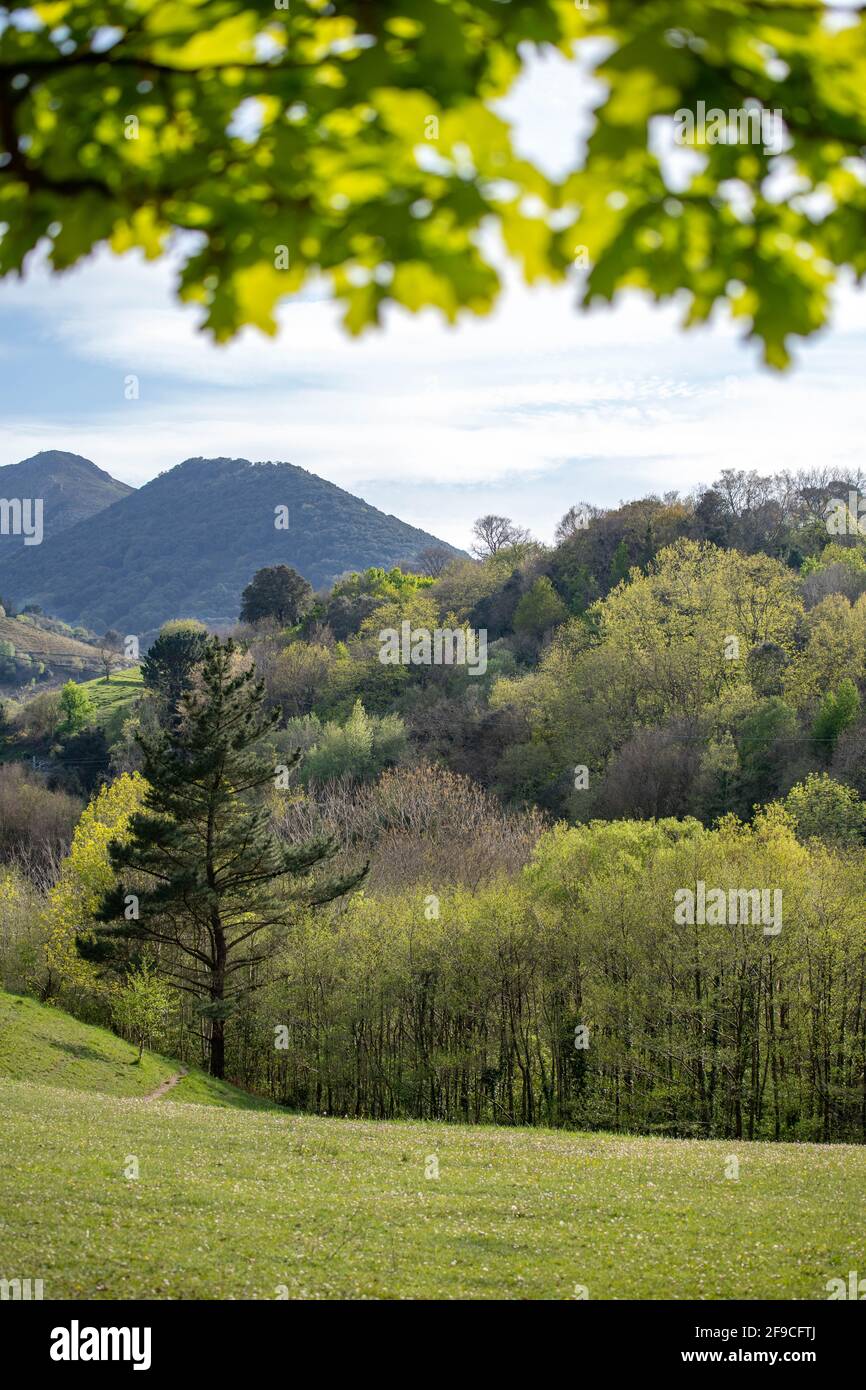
left=1, top=997, right=864, bottom=1299
left=0, top=991, right=271, bottom=1109
left=78, top=665, right=142, bottom=718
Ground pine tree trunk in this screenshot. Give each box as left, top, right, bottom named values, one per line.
left=211, top=1016, right=225, bottom=1079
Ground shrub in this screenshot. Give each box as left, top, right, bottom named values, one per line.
left=0, top=764, right=82, bottom=878
left=16, top=689, right=62, bottom=742
left=301, top=701, right=406, bottom=784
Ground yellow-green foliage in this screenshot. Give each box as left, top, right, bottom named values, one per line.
left=783, top=594, right=866, bottom=708
left=0, top=868, right=45, bottom=994
left=262, top=810, right=866, bottom=1140
left=492, top=540, right=803, bottom=774
left=801, top=543, right=866, bottom=576
left=44, top=773, right=147, bottom=993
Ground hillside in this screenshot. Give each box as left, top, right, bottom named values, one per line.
left=0, top=990, right=274, bottom=1109
left=0, top=611, right=102, bottom=680
left=76, top=665, right=143, bottom=740
left=0, top=456, right=461, bottom=636
left=0, top=451, right=132, bottom=554
left=0, top=989, right=862, bottom=1298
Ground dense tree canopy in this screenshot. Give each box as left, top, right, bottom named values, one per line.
left=1, top=2, right=866, bottom=360
left=12, top=476, right=866, bottom=1134
left=240, top=564, right=312, bottom=626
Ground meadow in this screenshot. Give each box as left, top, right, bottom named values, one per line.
left=1, top=993, right=863, bottom=1301
left=77, top=665, right=142, bottom=728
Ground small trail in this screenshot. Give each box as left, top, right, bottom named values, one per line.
left=140, top=1068, right=188, bottom=1103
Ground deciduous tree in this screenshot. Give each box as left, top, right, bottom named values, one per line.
left=2, top=3, right=865, bottom=362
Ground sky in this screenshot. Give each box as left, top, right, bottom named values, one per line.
left=2, top=44, right=866, bottom=551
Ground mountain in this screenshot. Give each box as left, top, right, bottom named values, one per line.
left=0, top=451, right=133, bottom=553
left=0, top=456, right=461, bottom=636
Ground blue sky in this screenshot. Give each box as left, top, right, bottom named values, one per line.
left=2, top=45, right=866, bottom=551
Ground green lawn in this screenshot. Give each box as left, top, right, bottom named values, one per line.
left=1, top=993, right=865, bottom=1299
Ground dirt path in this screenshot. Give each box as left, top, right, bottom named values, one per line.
left=140, top=1068, right=188, bottom=1102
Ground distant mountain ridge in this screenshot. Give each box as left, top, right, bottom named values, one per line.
left=0, top=451, right=133, bottom=550
left=0, top=455, right=460, bottom=636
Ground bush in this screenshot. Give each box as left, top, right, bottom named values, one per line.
left=112, top=961, right=175, bottom=1060
left=16, top=690, right=62, bottom=742
left=0, top=764, right=82, bottom=878
left=301, top=701, right=407, bottom=784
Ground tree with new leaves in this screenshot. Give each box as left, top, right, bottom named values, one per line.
left=609, top=539, right=631, bottom=590
left=85, top=637, right=365, bottom=1078
left=112, top=959, right=174, bottom=1062
left=2, top=2, right=866, bottom=363
left=812, top=677, right=861, bottom=760
left=240, top=565, right=312, bottom=627
left=44, top=771, right=146, bottom=995
left=782, top=772, right=866, bottom=849
left=58, top=679, right=93, bottom=736
left=513, top=576, right=568, bottom=640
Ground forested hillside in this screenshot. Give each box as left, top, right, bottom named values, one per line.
left=0, top=455, right=461, bottom=635
left=4, top=466, right=866, bottom=1143
left=0, top=451, right=132, bottom=553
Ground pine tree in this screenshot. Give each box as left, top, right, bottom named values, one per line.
left=141, top=619, right=209, bottom=719
left=85, top=636, right=365, bottom=1077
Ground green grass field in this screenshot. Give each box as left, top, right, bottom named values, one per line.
left=1, top=991, right=864, bottom=1300
left=0, top=991, right=272, bottom=1108
left=78, top=665, right=143, bottom=735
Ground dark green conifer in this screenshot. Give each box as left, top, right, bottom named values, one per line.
left=86, top=636, right=365, bottom=1077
